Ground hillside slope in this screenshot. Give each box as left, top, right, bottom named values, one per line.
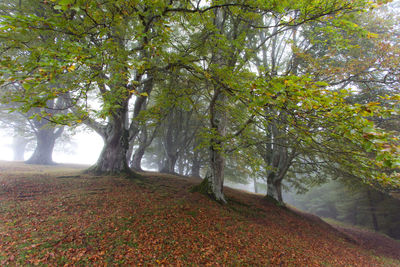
left=0, top=161, right=399, bottom=266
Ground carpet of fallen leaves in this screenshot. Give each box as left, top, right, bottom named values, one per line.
left=0, top=162, right=399, bottom=266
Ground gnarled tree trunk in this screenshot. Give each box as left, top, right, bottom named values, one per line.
left=87, top=107, right=138, bottom=176
left=26, top=127, right=63, bottom=165
left=267, top=172, right=283, bottom=203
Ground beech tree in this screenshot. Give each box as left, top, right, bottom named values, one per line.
left=0, top=0, right=399, bottom=203
left=0, top=0, right=180, bottom=174
left=236, top=2, right=400, bottom=204
left=0, top=89, right=68, bottom=164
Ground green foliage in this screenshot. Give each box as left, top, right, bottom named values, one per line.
left=0, top=0, right=399, bottom=190
left=244, top=74, right=400, bottom=190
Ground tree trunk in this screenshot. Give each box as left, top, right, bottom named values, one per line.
left=263, top=119, right=294, bottom=205
left=131, top=146, right=145, bottom=171
left=267, top=173, right=283, bottom=203
left=177, top=158, right=185, bottom=175
left=203, top=86, right=227, bottom=203
left=90, top=128, right=131, bottom=175
left=253, top=177, right=258, bottom=194
left=160, top=154, right=178, bottom=174
left=26, top=127, right=62, bottom=165
left=159, top=110, right=181, bottom=174
left=191, top=152, right=201, bottom=178
left=12, top=136, right=29, bottom=161
left=130, top=125, right=150, bottom=171
left=192, top=87, right=227, bottom=203
left=209, top=145, right=226, bottom=202
left=88, top=109, right=138, bottom=177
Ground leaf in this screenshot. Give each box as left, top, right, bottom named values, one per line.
left=67, top=65, right=76, bottom=72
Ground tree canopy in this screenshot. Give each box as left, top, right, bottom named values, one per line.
left=1, top=0, right=399, bottom=203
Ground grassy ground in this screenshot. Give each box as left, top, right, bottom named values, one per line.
left=0, top=161, right=399, bottom=266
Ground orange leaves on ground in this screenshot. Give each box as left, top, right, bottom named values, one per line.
left=0, top=162, right=398, bottom=266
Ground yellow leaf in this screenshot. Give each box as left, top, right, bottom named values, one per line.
left=140, top=92, right=148, bottom=97
left=67, top=65, right=76, bottom=72
left=367, top=32, right=378, bottom=39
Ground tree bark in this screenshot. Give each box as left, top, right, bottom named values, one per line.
left=262, top=116, right=295, bottom=205
left=192, top=87, right=227, bottom=203
left=131, top=146, right=146, bottom=171
left=191, top=150, right=201, bottom=178
left=130, top=123, right=157, bottom=171
left=160, top=154, right=178, bottom=174
left=209, top=143, right=226, bottom=202
left=267, top=173, right=283, bottom=203
left=25, top=127, right=62, bottom=165
left=87, top=108, right=138, bottom=177
left=160, top=111, right=181, bottom=174
left=206, top=86, right=227, bottom=203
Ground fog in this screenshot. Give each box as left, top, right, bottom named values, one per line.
left=0, top=129, right=103, bottom=165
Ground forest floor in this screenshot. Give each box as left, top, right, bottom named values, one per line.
left=0, top=161, right=399, bottom=266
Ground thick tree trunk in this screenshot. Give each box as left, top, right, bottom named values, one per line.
left=267, top=173, right=283, bottom=203
left=203, top=86, right=227, bottom=203
left=92, top=134, right=130, bottom=174
left=88, top=109, right=139, bottom=177
left=195, top=7, right=232, bottom=203
left=12, top=136, right=29, bottom=161
left=126, top=140, right=135, bottom=166
left=192, top=88, right=227, bottom=203
left=26, top=127, right=62, bottom=165
left=209, top=146, right=226, bottom=202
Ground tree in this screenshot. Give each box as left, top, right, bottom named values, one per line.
left=0, top=0, right=399, bottom=203
left=0, top=93, right=69, bottom=164
left=0, top=106, right=34, bottom=161
left=0, top=0, right=182, bottom=174
left=239, top=2, right=400, bottom=204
